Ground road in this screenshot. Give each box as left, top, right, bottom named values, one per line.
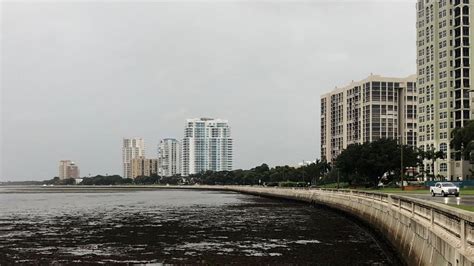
left=405, top=193, right=474, bottom=207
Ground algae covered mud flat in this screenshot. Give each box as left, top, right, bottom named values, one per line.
left=0, top=186, right=400, bottom=264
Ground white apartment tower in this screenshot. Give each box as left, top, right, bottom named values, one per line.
left=416, top=0, right=473, bottom=180
left=122, top=137, right=145, bottom=179
left=181, top=118, right=233, bottom=176
left=158, top=138, right=181, bottom=177
left=321, top=74, right=417, bottom=163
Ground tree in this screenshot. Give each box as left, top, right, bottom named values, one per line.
left=420, top=148, right=445, bottom=181
left=335, top=143, right=364, bottom=185
left=186, top=160, right=337, bottom=186
left=335, top=139, right=420, bottom=187
left=303, top=161, right=320, bottom=184
left=357, top=139, right=400, bottom=187
left=80, top=175, right=128, bottom=185
left=451, top=120, right=474, bottom=161
left=134, top=174, right=161, bottom=185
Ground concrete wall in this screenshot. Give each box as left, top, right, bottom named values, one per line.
left=216, top=186, right=474, bottom=266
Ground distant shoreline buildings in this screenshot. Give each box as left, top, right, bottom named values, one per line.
left=51, top=1, right=473, bottom=181
left=121, top=118, right=233, bottom=179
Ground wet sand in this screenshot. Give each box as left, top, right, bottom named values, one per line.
left=0, top=187, right=401, bottom=264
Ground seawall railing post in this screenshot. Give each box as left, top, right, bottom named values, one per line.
left=387, top=195, right=393, bottom=215
left=411, top=202, right=415, bottom=217
left=460, top=220, right=466, bottom=250
left=430, top=208, right=434, bottom=226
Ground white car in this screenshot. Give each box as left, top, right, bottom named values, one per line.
left=430, top=182, right=460, bottom=197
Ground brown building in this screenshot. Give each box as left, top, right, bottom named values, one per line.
left=131, top=156, right=158, bottom=179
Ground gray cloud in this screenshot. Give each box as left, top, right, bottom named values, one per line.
left=1, top=1, right=416, bottom=180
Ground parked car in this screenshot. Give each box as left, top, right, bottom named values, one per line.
left=430, top=182, right=460, bottom=197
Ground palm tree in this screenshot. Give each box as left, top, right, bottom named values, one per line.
left=421, top=148, right=445, bottom=181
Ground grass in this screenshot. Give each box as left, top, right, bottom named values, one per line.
left=317, top=183, right=474, bottom=212
left=352, top=187, right=474, bottom=195
left=458, top=188, right=474, bottom=195
left=317, top=182, right=350, bottom=189
left=379, top=187, right=474, bottom=195
left=448, top=204, right=474, bottom=212
left=371, top=188, right=427, bottom=194
left=340, top=187, right=428, bottom=194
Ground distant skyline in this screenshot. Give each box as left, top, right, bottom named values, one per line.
left=1, top=1, right=416, bottom=180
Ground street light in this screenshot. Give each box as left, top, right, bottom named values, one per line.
left=400, top=138, right=404, bottom=191
left=400, top=129, right=414, bottom=191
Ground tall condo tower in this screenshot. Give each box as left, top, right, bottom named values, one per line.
left=158, top=138, right=181, bottom=177
left=122, top=137, right=145, bottom=179
left=320, top=74, right=417, bottom=163
left=416, top=0, right=473, bottom=180
left=181, top=118, right=233, bottom=176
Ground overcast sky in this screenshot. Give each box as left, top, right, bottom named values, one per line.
left=1, top=1, right=416, bottom=181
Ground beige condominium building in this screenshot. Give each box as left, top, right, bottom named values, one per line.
left=321, top=74, right=417, bottom=163
left=122, top=137, right=145, bottom=179
left=130, top=156, right=158, bottom=179
left=416, top=0, right=473, bottom=180
left=58, top=160, right=80, bottom=179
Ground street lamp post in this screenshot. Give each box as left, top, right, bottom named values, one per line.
left=400, top=140, right=405, bottom=190
left=400, top=129, right=414, bottom=191
left=400, top=135, right=405, bottom=191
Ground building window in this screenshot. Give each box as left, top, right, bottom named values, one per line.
left=440, top=163, right=448, bottom=172
left=440, top=143, right=447, bottom=153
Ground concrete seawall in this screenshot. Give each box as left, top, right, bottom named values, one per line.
left=205, top=186, right=474, bottom=266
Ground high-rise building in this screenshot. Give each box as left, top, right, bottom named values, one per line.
left=181, top=118, right=233, bottom=176
left=321, top=74, right=417, bottom=163
left=58, top=160, right=80, bottom=179
left=158, top=138, right=181, bottom=177
left=122, top=138, right=145, bottom=179
left=416, top=0, right=473, bottom=180
left=131, top=156, right=158, bottom=179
